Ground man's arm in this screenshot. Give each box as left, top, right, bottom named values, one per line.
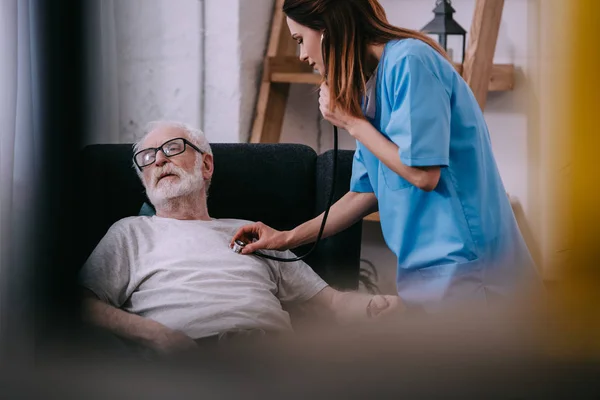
left=305, top=287, right=404, bottom=324
left=82, top=289, right=196, bottom=353
left=265, top=250, right=403, bottom=323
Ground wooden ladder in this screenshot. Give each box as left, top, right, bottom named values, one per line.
left=250, top=0, right=512, bottom=221
left=249, top=0, right=305, bottom=144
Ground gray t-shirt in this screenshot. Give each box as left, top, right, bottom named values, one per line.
left=79, top=216, right=329, bottom=339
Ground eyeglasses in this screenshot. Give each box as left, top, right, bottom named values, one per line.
left=133, top=137, right=203, bottom=171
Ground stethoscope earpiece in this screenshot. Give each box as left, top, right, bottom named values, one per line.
left=321, top=33, right=327, bottom=79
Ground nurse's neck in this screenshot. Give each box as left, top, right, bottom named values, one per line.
left=366, top=43, right=386, bottom=77
left=368, top=44, right=385, bottom=61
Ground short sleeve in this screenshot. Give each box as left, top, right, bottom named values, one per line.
left=350, top=144, right=374, bottom=193
left=384, top=55, right=451, bottom=168
left=78, top=222, right=133, bottom=307
left=265, top=252, right=329, bottom=303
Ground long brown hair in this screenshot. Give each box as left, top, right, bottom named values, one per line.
left=283, top=0, right=451, bottom=118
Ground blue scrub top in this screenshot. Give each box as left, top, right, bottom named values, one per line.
left=351, top=39, right=541, bottom=311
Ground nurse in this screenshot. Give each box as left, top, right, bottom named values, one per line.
left=232, top=0, right=541, bottom=311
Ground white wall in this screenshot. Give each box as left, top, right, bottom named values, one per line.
left=203, top=0, right=240, bottom=143
left=203, top=0, right=273, bottom=143
left=114, top=0, right=203, bottom=143
left=111, top=0, right=274, bottom=144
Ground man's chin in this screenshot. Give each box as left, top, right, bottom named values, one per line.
left=147, top=193, right=176, bottom=209
left=146, top=176, right=204, bottom=206
left=148, top=185, right=190, bottom=204
left=156, top=175, right=180, bottom=186
left=148, top=186, right=176, bottom=203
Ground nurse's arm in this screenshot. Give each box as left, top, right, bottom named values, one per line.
left=287, top=191, right=378, bottom=248
left=231, top=191, right=376, bottom=254
left=348, top=119, right=441, bottom=192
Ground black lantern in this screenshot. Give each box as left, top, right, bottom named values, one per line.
left=421, top=0, right=467, bottom=63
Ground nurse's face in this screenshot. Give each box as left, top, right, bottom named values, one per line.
left=286, top=17, right=324, bottom=75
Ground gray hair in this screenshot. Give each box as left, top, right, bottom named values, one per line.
left=133, top=120, right=213, bottom=156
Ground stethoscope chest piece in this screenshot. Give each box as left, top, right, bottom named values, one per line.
left=232, top=240, right=246, bottom=254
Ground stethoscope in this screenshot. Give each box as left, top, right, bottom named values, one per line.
left=232, top=34, right=339, bottom=263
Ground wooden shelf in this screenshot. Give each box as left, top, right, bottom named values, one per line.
left=271, top=72, right=322, bottom=84
left=455, top=63, right=515, bottom=92
left=364, top=212, right=380, bottom=222
left=267, top=56, right=514, bottom=92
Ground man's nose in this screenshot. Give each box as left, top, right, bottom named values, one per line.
left=154, top=150, right=170, bottom=167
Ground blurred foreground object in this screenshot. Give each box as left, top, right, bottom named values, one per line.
left=550, top=0, right=600, bottom=359
left=6, top=309, right=600, bottom=398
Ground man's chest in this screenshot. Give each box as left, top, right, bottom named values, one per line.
left=131, top=228, right=278, bottom=290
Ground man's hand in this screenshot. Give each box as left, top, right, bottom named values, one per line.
left=82, top=290, right=198, bottom=355
left=367, top=295, right=405, bottom=318
left=306, top=287, right=405, bottom=324
left=149, top=326, right=198, bottom=354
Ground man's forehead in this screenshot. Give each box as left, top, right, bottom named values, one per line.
left=141, top=126, right=187, bottom=148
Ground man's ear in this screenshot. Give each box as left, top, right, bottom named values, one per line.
left=202, top=153, right=214, bottom=181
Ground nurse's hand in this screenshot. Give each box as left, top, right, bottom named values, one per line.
left=231, top=222, right=293, bottom=254
left=319, top=83, right=362, bottom=132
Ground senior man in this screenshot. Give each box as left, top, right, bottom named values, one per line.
left=79, top=121, right=403, bottom=355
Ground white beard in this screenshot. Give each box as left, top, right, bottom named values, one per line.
left=145, top=163, right=204, bottom=208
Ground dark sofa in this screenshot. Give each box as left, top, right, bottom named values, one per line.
left=77, top=143, right=363, bottom=290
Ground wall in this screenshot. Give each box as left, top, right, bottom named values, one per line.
left=111, top=0, right=272, bottom=144
left=113, top=0, right=203, bottom=143
left=203, top=0, right=273, bottom=143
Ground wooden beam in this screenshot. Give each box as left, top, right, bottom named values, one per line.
left=266, top=55, right=314, bottom=77
left=267, top=2, right=297, bottom=57
left=250, top=0, right=298, bottom=143
left=462, top=0, right=505, bottom=110
left=455, top=63, right=514, bottom=92
left=485, top=64, right=514, bottom=91
left=251, top=82, right=291, bottom=143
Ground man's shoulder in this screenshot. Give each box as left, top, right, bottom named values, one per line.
left=105, top=216, right=153, bottom=235
left=112, top=215, right=150, bottom=226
